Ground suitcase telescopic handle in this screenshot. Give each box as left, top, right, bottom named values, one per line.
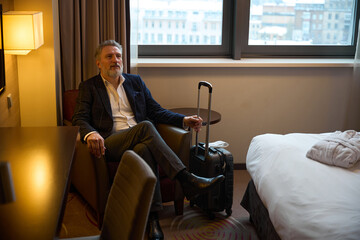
left=198, top=81, right=213, bottom=93
left=195, top=81, right=212, bottom=158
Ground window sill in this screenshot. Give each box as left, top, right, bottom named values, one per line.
left=136, top=58, right=354, bottom=68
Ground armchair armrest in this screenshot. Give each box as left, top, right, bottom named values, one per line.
left=71, top=133, right=110, bottom=227
left=63, top=119, right=72, bottom=126
left=156, top=123, right=191, bottom=214
left=156, top=123, right=191, bottom=168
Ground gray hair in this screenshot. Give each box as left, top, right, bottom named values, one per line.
left=95, top=40, right=122, bottom=60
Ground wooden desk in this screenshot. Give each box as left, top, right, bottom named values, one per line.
left=0, top=126, right=79, bottom=240
left=170, top=108, right=221, bottom=126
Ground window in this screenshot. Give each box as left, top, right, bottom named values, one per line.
left=151, top=33, right=155, bottom=43
left=136, top=0, right=360, bottom=58
left=192, top=23, right=198, bottom=32
left=238, top=0, right=359, bottom=58
left=167, top=34, right=172, bottom=43
left=158, top=34, right=163, bottom=43
left=137, top=0, right=231, bottom=57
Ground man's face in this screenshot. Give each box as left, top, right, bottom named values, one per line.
left=96, top=45, right=123, bottom=79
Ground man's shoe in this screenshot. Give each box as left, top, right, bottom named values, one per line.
left=181, top=173, right=225, bottom=200
left=148, top=212, right=164, bottom=240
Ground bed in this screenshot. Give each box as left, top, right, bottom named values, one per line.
left=240, top=132, right=360, bottom=240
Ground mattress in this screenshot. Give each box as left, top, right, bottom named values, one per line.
left=246, top=132, right=360, bottom=240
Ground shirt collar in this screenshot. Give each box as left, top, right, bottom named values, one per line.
left=100, top=74, right=125, bottom=88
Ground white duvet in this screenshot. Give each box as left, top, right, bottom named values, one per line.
left=246, top=132, right=360, bottom=240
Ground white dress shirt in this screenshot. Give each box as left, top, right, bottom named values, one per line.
left=84, top=75, right=138, bottom=142
left=102, top=75, right=137, bottom=133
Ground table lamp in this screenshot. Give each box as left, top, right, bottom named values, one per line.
left=0, top=161, right=16, bottom=204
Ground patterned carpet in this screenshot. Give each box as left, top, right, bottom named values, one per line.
left=159, top=202, right=258, bottom=240
left=59, top=170, right=259, bottom=239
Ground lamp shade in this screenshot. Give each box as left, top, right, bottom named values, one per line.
left=3, top=11, right=44, bottom=55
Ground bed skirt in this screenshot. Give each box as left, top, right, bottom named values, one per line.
left=240, top=180, right=281, bottom=240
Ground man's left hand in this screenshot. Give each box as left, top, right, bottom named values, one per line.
left=184, top=115, right=203, bottom=132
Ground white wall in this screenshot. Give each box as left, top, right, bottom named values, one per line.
left=138, top=66, right=355, bottom=164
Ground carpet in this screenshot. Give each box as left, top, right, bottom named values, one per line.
left=59, top=170, right=259, bottom=239
left=159, top=202, right=258, bottom=240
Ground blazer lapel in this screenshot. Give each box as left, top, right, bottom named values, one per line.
left=122, top=74, right=136, bottom=112
left=94, top=75, right=112, bottom=117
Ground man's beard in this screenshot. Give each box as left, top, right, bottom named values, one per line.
left=104, top=64, right=123, bottom=78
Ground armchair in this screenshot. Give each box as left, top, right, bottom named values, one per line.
left=62, top=90, right=191, bottom=228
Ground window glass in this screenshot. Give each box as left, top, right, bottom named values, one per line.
left=248, top=0, right=357, bottom=46
left=137, top=0, right=223, bottom=46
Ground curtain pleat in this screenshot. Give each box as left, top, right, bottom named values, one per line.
left=99, top=0, right=115, bottom=41
left=114, top=0, right=129, bottom=73
left=81, top=0, right=100, bottom=84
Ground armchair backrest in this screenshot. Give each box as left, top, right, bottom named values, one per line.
left=63, top=90, right=79, bottom=125
left=100, top=150, right=156, bottom=240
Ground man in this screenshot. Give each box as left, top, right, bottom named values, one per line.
left=72, top=40, right=224, bottom=240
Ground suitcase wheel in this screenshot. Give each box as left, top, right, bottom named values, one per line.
left=226, top=208, right=232, bottom=217
left=206, top=211, right=215, bottom=220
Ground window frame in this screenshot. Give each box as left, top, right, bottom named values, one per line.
left=139, top=0, right=234, bottom=57
left=138, top=0, right=360, bottom=59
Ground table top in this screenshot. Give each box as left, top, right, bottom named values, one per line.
left=0, top=126, right=79, bottom=240
left=170, top=107, right=221, bottom=125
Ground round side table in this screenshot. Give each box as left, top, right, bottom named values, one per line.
left=170, top=107, right=221, bottom=126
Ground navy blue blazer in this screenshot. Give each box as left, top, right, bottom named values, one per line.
left=72, top=73, right=185, bottom=141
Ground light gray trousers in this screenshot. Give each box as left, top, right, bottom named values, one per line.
left=104, top=120, right=186, bottom=211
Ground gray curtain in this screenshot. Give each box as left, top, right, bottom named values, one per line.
left=59, top=0, right=130, bottom=91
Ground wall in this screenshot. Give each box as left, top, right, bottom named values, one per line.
left=0, top=0, right=60, bottom=127
left=0, top=55, right=20, bottom=127
left=138, top=66, right=355, bottom=164
left=13, top=0, right=59, bottom=127
left=0, top=0, right=21, bottom=127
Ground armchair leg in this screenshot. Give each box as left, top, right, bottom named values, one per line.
left=174, top=199, right=184, bottom=215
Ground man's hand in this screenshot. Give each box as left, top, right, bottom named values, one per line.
left=184, top=115, right=203, bottom=132
left=86, top=132, right=106, bottom=158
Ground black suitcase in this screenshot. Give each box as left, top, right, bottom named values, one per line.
left=189, top=81, right=234, bottom=219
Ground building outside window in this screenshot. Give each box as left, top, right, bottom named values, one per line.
left=137, top=0, right=222, bottom=46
